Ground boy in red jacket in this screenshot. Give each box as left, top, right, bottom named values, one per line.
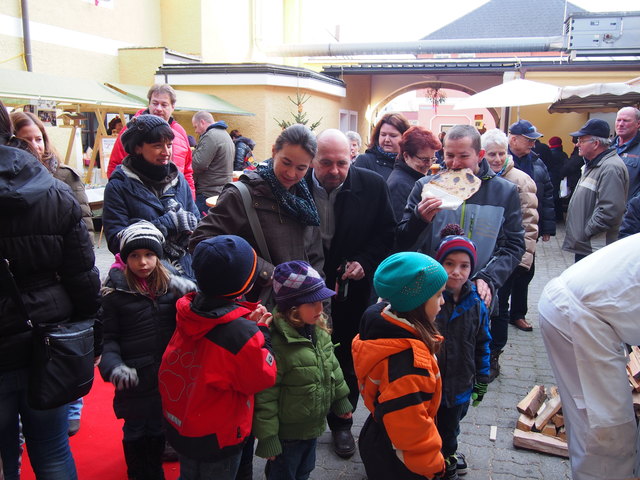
left=158, top=235, right=277, bottom=479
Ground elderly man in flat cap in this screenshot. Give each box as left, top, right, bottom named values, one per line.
left=563, top=119, right=628, bottom=262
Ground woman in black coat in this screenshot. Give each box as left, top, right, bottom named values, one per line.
left=0, top=101, right=100, bottom=480
left=387, top=126, right=442, bottom=221
left=354, top=113, right=410, bottom=180
left=547, top=137, right=569, bottom=221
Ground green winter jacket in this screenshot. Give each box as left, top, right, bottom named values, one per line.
left=253, top=314, right=352, bottom=458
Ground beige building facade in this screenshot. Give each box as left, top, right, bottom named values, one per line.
left=1, top=0, right=639, bottom=163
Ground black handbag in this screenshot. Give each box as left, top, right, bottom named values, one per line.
left=1, top=258, right=95, bottom=410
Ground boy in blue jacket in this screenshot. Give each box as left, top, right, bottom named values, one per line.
left=434, top=224, right=491, bottom=479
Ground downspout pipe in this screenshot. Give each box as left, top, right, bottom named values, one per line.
left=264, top=36, right=566, bottom=57
left=21, top=0, right=33, bottom=71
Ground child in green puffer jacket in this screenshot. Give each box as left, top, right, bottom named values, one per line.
left=253, top=261, right=352, bottom=480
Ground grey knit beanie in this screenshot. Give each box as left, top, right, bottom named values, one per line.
left=121, top=115, right=171, bottom=154
left=118, top=220, right=165, bottom=262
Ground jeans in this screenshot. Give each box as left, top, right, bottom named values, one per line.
left=67, top=398, right=83, bottom=420
left=0, top=368, right=77, bottom=480
left=178, top=451, right=241, bottom=480
left=490, top=260, right=535, bottom=352
left=436, top=401, right=470, bottom=458
left=266, top=438, right=317, bottom=480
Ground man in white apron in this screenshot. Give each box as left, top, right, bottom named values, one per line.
left=539, top=234, right=640, bottom=479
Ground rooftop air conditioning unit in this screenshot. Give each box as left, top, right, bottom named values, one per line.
left=565, top=11, right=640, bottom=56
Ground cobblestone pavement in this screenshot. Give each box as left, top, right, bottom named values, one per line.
left=92, top=223, right=575, bottom=480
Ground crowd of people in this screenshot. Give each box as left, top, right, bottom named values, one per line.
left=1, top=86, right=640, bottom=480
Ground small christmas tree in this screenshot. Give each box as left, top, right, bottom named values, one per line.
left=274, top=92, right=322, bottom=131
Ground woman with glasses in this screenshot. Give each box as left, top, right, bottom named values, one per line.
left=386, top=126, right=442, bottom=221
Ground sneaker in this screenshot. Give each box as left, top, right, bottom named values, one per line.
left=444, top=454, right=459, bottom=480
left=456, top=452, right=468, bottom=475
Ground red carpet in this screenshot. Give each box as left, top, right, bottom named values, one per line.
left=21, top=367, right=180, bottom=479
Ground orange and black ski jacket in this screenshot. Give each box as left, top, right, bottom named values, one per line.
left=352, top=302, right=445, bottom=478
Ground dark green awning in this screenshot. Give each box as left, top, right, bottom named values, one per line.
left=105, top=82, right=254, bottom=116
left=0, top=69, right=144, bottom=109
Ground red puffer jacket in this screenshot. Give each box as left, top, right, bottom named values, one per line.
left=159, top=293, right=277, bottom=461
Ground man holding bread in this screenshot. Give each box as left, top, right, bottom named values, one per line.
left=397, top=124, right=525, bottom=309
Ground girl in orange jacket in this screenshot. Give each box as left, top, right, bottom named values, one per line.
left=352, top=252, right=449, bottom=480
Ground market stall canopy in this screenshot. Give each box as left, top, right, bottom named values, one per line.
left=453, top=79, right=560, bottom=110
left=0, top=69, right=145, bottom=110
left=548, top=82, right=640, bottom=113
left=105, top=82, right=254, bottom=116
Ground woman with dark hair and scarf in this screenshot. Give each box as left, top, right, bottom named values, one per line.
left=188, top=123, right=324, bottom=480
left=354, top=113, right=410, bottom=180
left=190, top=123, right=324, bottom=301
left=102, top=115, right=200, bottom=279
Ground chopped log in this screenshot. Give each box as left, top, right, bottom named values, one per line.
left=629, top=370, right=640, bottom=393
left=549, top=386, right=559, bottom=398
left=513, top=429, right=569, bottom=458
left=517, top=413, right=536, bottom=432
left=517, top=385, right=547, bottom=417
left=490, top=425, right=497, bottom=442
left=633, top=392, right=640, bottom=414
left=535, top=402, right=547, bottom=417
left=551, top=413, right=564, bottom=428
left=557, top=426, right=567, bottom=442
left=541, top=423, right=557, bottom=437
left=534, top=396, right=562, bottom=431
left=630, top=346, right=640, bottom=381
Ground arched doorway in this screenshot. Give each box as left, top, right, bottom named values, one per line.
left=371, top=80, right=500, bottom=134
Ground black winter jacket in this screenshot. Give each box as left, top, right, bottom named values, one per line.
left=509, top=149, right=556, bottom=237
left=563, top=148, right=584, bottom=196
left=547, top=147, right=568, bottom=190
left=387, top=160, right=424, bottom=222
left=0, top=146, right=100, bottom=372
left=397, top=159, right=525, bottom=293
left=615, top=131, right=640, bottom=201
left=233, top=136, right=256, bottom=171
left=305, top=166, right=396, bottom=343
left=435, top=282, right=491, bottom=408
left=354, top=148, right=396, bottom=181
left=98, top=263, right=179, bottom=420
left=619, top=194, right=640, bottom=239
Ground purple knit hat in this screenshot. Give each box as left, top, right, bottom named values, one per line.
left=273, top=261, right=335, bottom=311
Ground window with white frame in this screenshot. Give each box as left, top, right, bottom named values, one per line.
left=339, top=110, right=358, bottom=133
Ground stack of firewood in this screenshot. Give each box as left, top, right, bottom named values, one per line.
left=512, top=385, right=569, bottom=457
left=513, top=347, right=640, bottom=457
left=626, top=346, right=640, bottom=414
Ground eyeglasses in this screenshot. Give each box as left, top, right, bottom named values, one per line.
left=577, top=137, right=596, bottom=144
left=518, top=136, right=537, bottom=144
left=414, top=154, right=438, bottom=163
